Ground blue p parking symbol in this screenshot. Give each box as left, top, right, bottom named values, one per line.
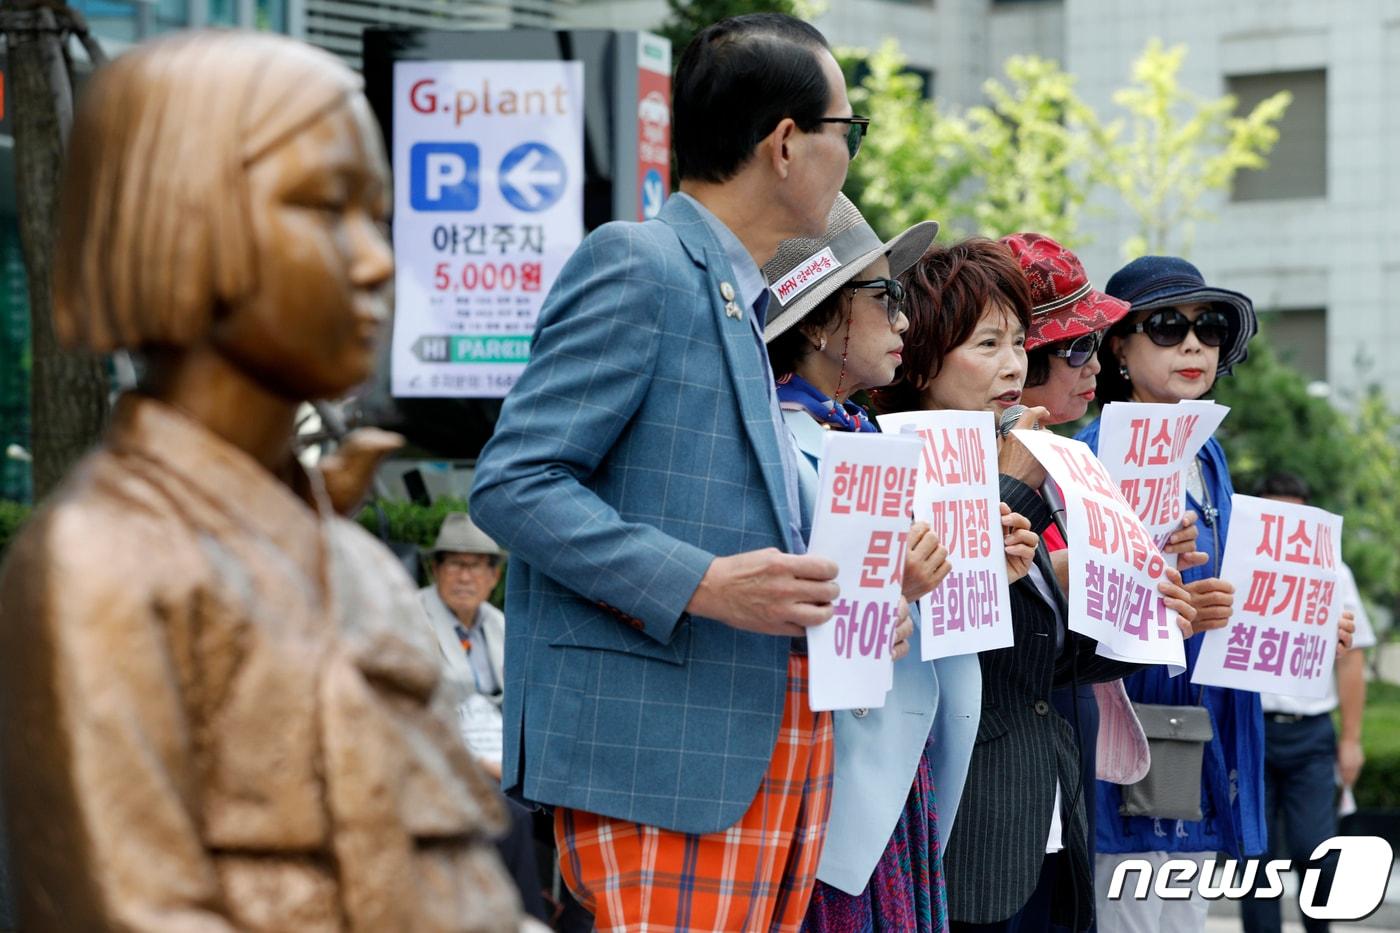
left=411, top=142, right=481, bottom=212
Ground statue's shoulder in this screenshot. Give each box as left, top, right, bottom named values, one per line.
left=1, top=446, right=205, bottom=614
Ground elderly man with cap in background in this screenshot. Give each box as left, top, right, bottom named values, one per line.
left=420, top=512, right=508, bottom=776
left=417, top=512, right=556, bottom=925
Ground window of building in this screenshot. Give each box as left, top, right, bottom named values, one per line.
left=847, top=60, right=934, bottom=100
left=1227, top=69, right=1327, bottom=201
left=1259, top=308, right=1327, bottom=381
left=70, top=0, right=190, bottom=41
left=257, top=0, right=287, bottom=31
left=207, top=0, right=237, bottom=25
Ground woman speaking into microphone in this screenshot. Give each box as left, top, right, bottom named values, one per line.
left=877, top=238, right=1196, bottom=933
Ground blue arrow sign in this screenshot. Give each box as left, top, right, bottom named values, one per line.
left=499, top=142, right=567, bottom=212
left=641, top=168, right=665, bottom=219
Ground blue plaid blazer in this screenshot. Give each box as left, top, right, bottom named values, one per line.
left=470, top=195, right=799, bottom=835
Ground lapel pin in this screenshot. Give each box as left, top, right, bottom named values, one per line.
left=720, top=281, right=736, bottom=302
left=724, top=301, right=743, bottom=320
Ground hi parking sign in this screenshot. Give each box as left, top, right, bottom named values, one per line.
left=391, top=61, right=585, bottom=397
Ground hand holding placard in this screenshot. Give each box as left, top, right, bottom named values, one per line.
left=804, top=431, right=923, bottom=711
left=902, top=522, right=952, bottom=602
left=1192, top=494, right=1343, bottom=699
left=1001, top=503, right=1038, bottom=584
left=876, top=410, right=1016, bottom=661
left=1097, top=401, right=1229, bottom=549
left=1010, top=428, right=1186, bottom=673
left=688, top=549, right=839, bottom=637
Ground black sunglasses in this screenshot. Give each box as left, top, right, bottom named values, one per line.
left=1129, top=308, right=1231, bottom=348
left=846, top=277, right=905, bottom=326
left=1049, top=331, right=1103, bottom=368
left=816, top=115, right=870, bottom=160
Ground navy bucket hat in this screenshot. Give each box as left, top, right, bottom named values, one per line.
left=1104, top=255, right=1257, bottom=377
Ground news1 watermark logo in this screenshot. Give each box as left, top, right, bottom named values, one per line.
left=1106, top=836, right=1393, bottom=920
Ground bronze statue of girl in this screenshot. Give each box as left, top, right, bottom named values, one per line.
left=0, top=30, right=522, bottom=931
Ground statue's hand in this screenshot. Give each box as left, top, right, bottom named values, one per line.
left=319, top=428, right=403, bottom=516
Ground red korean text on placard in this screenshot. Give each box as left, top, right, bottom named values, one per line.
left=916, top=427, right=987, bottom=488
left=1240, top=569, right=1334, bottom=626
left=859, top=530, right=909, bottom=589
left=928, top=497, right=994, bottom=561
left=1124, top=414, right=1200, bottom=468
left=1052, top=446, right=1118, bottom=500
left=830, top=463, right=917, bottom=518
left=1083, top=499, right=1167, bottom=578
left=1118, top=471, right=1184, bottom=529
left=1255, top=513, right=1336, bottom=570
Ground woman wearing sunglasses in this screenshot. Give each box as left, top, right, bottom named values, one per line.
left=763, top=194, right=951, bottom=932
left=876, top=239, right=1188, bottom=933
left=1076, top=255, right=1262, bottom=933
left=998, top=235, right=1208, bottom=932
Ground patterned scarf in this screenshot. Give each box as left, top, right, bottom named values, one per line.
left=775, top=372, right=878, bottom=433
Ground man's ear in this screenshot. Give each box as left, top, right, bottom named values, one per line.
left=764, top=117, right=799, bottom=179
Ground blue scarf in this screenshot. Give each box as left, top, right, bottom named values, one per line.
left=775, top=372, right=878, bottom=433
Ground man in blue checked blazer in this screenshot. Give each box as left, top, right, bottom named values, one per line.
left=471, top=13, right=865, bottom=930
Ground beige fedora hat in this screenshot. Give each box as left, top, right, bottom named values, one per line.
left=427, top=512, right=503, bottom=557
left=761, top=194, right=938, bottom=342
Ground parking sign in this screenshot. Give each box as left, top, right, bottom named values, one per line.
left=391, top=61, right=585, bottom=398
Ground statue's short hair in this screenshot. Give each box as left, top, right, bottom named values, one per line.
left=54, top=30, right=363, bottom=352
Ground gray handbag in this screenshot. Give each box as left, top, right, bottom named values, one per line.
left=1118, top=702, right=1214, bottom=821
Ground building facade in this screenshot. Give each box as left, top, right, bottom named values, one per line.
left=574, top=0, right=1396, bottom=405
left=2, top=0, right=1393, bottom=478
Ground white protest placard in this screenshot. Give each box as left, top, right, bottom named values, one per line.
left=877, top=410, right=1015, bottom=660
left=1096, top=400, right=1229, bottom=547
left=805, top=431, right=922, bottom=711
left=1192, top=495, right=1343, bottom=698
left=1012, top=429, right=1186, bottom=673
left=391, top=61, right=585, bottom=398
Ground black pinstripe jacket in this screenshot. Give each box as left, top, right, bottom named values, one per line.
left=944, top=476, right=1142, bottom=930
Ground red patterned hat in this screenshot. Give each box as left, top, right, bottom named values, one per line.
left=1000, top=232, right=1129, bottom=351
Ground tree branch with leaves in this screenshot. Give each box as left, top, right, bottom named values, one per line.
left=1105, top=39, right=1290, bottom=259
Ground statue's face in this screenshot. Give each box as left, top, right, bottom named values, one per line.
left=211, top=94, right=392, bottom=400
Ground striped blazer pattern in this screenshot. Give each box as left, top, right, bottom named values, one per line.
left=470, top=195, right=802, bottom=836
left=943, top=477, right=1141, bottom=930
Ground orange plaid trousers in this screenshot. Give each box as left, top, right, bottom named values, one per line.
left=554, top=653, right=835, bottom=932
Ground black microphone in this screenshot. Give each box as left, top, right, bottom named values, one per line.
left=997, top=403, right=1027, bottom=438
left=1042, top=476, right=1069, bottom=534
left=997, top=403, right=1067, bottom=536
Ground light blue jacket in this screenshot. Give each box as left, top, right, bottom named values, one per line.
left=785, top=410, right=980, bottom=892
left=471, top=195, right=801, bottom=835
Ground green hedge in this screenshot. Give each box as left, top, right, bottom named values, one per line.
left=353, top=496, right=471, bottom=548
left=0, top=497, right=473, bottom=557
left=0, top=501, right=30, bottom=558
left=353, top=497, right=506, bottom=605
left=0, top=498, right=499, bottom=598
left=1352, top=679, right=1400, bottom=809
